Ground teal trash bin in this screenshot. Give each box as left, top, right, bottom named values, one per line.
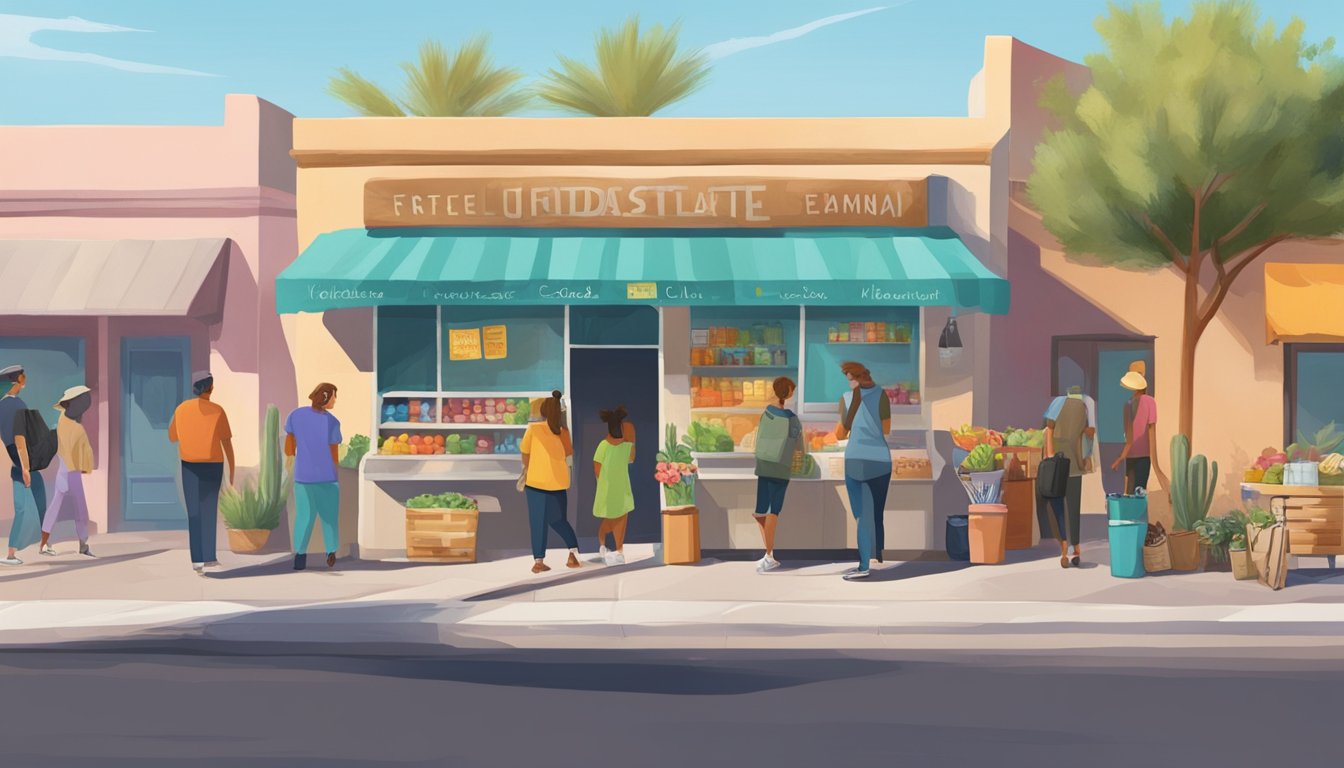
left=1108, top=520, right=1146, bottom=578
left=1107, top=493, right=1148, bottom=523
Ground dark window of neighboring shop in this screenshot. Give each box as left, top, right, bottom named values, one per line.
left=0, top=336, right=86, bottom=427
left=441, top=307, right=564, bottom=392
left=803, top=307, right=920, bottom=406
left=1286, top=344, right=1344, bottom=453
left=377, top=306, right=437, bottom=394
left=570, top=306, right=659, bottom=346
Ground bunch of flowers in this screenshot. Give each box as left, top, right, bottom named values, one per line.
left=655, top=461, right=697, bottom=486
left=655, top=424, right=698, bottom=508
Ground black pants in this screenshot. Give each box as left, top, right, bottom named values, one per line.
left=181, top=461, right=222, bottom=564
left=1126, top=457, right=1152, bottom=493
left=1036, top=475, right=1082, bottom=546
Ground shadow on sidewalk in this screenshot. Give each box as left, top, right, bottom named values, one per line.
left=0, top=550, right=170, bottom=584
left=212, top=557, right=435, bottom=580
left=463, top=557, right=663, bottom=602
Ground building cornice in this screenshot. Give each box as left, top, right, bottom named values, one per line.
left=0, top=187, right=296, bottom=219
left=290, top=147, right=995, bottom=170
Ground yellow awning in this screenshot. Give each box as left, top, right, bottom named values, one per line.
left=1265, top=262, right=1344, bottom=343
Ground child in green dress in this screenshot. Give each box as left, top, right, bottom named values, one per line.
left=593, top=406, right=635, bottom=565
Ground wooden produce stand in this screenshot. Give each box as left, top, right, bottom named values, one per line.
left=1242, top=483, right=1344, bottom=564
left=405, top=506, right=480, bottom=563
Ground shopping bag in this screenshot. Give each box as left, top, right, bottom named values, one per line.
left=1248, top=521, right=1289, bottom=590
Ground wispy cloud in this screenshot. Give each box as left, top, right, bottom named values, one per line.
left=0, top=14, right=217, bottom=76
left=702, top=4, right=908, bottom=61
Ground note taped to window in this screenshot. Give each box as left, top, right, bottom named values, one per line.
left=483, top=325, right=507, bottom=360
left=448, top=328, right=482, bottom=361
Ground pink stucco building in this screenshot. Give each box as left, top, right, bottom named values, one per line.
left=0, top=95, right=297, bottom=538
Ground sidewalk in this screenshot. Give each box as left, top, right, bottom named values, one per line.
left=4, top=530, right=1344, bottom=651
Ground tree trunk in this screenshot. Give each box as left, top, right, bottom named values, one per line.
left=1178, top=265, right=1201, bottom=444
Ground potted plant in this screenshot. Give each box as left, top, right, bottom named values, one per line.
left=1195, top=510, right=1248, bottom=572
left=220, top=405, right=288, bottom=553
left=655, top=424, right=700, bottom=565
left=1170, top=434, right=1217, bottom=571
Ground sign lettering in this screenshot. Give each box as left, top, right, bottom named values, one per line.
left=483, top=325, right=507, bottom=360
left=365, top=177, right=928, bottom=229
left=448, top=328, right=482, bottom=361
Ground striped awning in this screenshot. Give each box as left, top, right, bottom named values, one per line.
left=276, top=227, right=1008, bottom=314
left=0, top=238, right=230, bottom=317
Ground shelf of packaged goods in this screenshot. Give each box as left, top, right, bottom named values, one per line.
left=823, top=341, right=912, bottom=346
left=691, top=366, right=797, bottom=372
left=380, top=422, right=529, bottom=431
left=690, top=406, right=768, bottom=414
left=694, top=344, right=789, bottom=351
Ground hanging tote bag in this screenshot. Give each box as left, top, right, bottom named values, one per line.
left=754, top=410, right=792, bottom=465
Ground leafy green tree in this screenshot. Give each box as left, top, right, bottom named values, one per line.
left=1028, top=1, right=1344, bottom=444
left=328, top=36, right=530, bottom=116
left=538, top=16, right=710, bottom=116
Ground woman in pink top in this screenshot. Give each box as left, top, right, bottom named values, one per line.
left=1112, top=369, right=1168, bottom=493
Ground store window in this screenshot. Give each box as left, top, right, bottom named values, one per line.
left=376, top=306, right=437, bottom=394
left=688, top=307, right=800, bottom=453
left=803, top=307, right=920, bottom=408
left=1287, top=345, right=1344, bottom=453
left=0, top=337, right=86, bottom=427
left=570, top=306, right=659, bottom=346
left=440, top=307, right=564, bottom=392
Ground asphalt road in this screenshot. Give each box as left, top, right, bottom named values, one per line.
left=0, top=648, right=1336, bottom=767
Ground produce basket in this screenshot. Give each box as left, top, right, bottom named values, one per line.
left=404, top=492, right=479, bottom=563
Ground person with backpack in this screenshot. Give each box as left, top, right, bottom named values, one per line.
left=591, top=405, right=635, bottom=566
left=752, top=377, right=802, bottom=573
left=1039, top=387, right=1096, bottom=568
left=0, top=364, right=46, bottom=566
left=38, top=385, right=97, bottom=558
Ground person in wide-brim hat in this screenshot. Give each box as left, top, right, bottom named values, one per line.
left=1112, top=362, right=1168, bottom=494
left=39, top=385, right=97, bottom=557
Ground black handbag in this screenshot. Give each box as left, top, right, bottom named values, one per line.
left=1036, top=452, right=1071, bottom=499
left=14, top=409, right=58, bottom=472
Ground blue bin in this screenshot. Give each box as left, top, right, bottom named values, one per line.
left=1108, top=520, right=1146, bottom=578
left=1107, top=494, right=1148, bottom=523
left=945, top=515, right=970, bottom=561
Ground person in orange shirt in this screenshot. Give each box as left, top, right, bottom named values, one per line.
left=520, top=390, right=581, bottom=574
left=168, top=372, right=235, bottom=575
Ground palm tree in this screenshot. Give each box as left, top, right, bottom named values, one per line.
left=538, top=16, right=710, bottom=116
left=328, top=36, right=531, bottom=116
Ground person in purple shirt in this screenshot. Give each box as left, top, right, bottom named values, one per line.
left=285, top=383, right=342, bottom=570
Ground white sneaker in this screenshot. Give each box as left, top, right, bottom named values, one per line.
left=0, top=556, right=23, bottom=566
left=609, top=550, right=625, bottom=565
left=842, top=569, right=871, bottom=581
left=591, top=546, right=610, bottom=564
left=192, top=562, right=205, bottom=575
left=758, top=556, right=780, bottom=573
left=39, top=545, right=57, bottom=557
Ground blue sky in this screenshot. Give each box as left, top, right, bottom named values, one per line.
left=1, top=0, right=1339, bottom=124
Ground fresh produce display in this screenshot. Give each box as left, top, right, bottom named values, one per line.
left=951, top=425, right=1004, bottom=451
left=405, top=491, right=477, bottom=510
left=382, top=398, right=436, bottom=424
left=1286, top=422, right=1343, bottom=463
left=442, top=397, right=529, bottom=425
left=379, top=433, right=446, bottom=456
left=960, top=443, right=999, bottom=472
left=1253, top=448, right=1289, bottom=470
left=377, top=432, right=520, bottom=455
left=686, top=420, right=737, bottom=453
left=1261, top=463, right=1285, bottom=484
left=1320, top=452, right=1344, bottom=485
left=338, top=434, right=371, bottom=469
left=883, top=384, right=920, bottom=406
left=805, top=427, right=842, bottom=452
left=1003, top=427, right=1045, bottom=448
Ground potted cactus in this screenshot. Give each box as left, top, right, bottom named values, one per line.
left=1170, top=434, right=1217, bottom=571
left=220, top=405, right=288, bottom=552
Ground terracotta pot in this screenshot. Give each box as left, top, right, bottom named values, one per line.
left=227, top=528, right=271, bottom=553
left=1168, top=530, right=1201, bottom=571
left=967, top=503, right=1009, bottom=565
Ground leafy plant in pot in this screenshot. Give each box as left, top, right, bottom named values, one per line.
left=1228, top=529, right=1255, bottom=581
left=219, top=405, right=288, bottom=553
left=655, top=424, right=701, bottom=565
left=1195, top=510, right=1248, bottom=572
left=1170, top=434, right=1217, bottom=571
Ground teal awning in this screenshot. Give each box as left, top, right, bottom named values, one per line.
left=276, top=227, right=1009, bottom=314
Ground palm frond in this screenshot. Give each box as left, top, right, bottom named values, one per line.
left=327, top=68, right=406, bottom=116
left=400, top=36, right=530, bottom=116
left=539, top=15, right=710, bottom=116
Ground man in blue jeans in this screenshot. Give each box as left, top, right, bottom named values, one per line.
left=836, top=362, right=892, bottom=581
left=0, top=364, right=43, bottom=566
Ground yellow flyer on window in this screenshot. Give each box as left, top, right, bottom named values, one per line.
left=448, top=328, right=482, bottom=361
left=483, top=325, right=507, bottom=360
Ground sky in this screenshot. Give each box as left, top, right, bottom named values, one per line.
left=1, top=0, right=1340, bottom=124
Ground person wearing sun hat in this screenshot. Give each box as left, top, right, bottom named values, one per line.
left=39, top=385, right=96, bottom=558
left=1111, top=361, right=1168, bottom=494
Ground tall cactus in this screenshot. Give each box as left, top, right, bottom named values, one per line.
left=1171, top=434, right=1218, bottom=532
left=259, top=405, right=283, bottom=509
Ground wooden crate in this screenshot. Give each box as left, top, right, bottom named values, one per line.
left=405, top=507, right=479, bottom=563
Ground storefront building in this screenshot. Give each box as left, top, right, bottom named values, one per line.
left=0, top=95, right=298, bottom=537
left=281, top=37, right=1064, bottom=560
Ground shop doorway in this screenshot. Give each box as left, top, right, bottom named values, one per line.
left=1052, top=336, right=1155, bottom=495
left=569, top=347, right=661, bottom=545
left=121, top=336, right=190, bottom=528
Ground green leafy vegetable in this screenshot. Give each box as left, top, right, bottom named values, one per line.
left=405, top=492, right=478, bottom=510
